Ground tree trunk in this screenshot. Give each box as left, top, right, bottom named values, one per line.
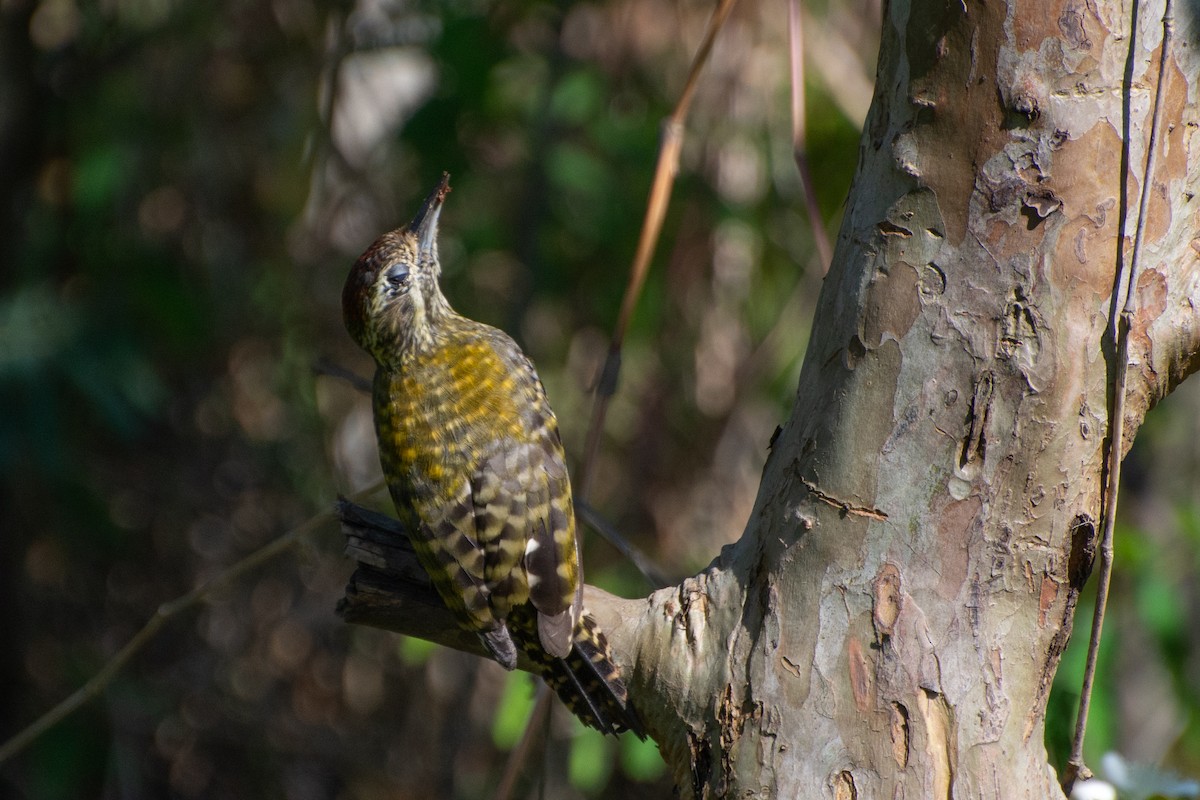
left=342, top=0, right=1200, bottom=796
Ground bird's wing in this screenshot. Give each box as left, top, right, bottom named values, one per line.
left=462, top=338, right=580, bottom=659
left=518, top=354, right=581, bottom=657
left=471, top=434, right=576, bottom=661
left=407, top=479, right=494, bottom=627
left=471, top=445, right=532, bottom=621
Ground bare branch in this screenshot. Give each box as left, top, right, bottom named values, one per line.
left=336, top=499, right=645, bottom=674
left=788, top=0, right=833, bottom=272
left=1063, top=0, right=1175, bottom=790
left=313, top=357, right=372, bottom=393
left=576, top=0, right=740, bottom=498
left=0, top=491, right=359, bottom=766
left=576, top=500, right=671, bottom=589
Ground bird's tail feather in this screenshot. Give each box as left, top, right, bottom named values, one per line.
left=510, top=609, right=643, bottom=737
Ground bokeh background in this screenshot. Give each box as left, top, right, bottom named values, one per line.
left=0, top=0, right=1195, bottom=798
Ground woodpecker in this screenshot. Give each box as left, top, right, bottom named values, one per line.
left=342, top=173, right=640, bottom=735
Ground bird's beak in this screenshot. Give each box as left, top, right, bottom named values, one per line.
left=410, top=172, right=450, bottom=258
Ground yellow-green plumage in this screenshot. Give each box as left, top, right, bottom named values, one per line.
left=342, top=174, right=638, bottom=735
left=373, top=321, right=579, bottom=651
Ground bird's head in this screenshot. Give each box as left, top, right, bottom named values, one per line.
left=342, top=173, right=452, bottom=361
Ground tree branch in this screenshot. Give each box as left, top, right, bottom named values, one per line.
left=0, top=497, right=347, bottom=766
left=335, top=499, right=649, bottom=677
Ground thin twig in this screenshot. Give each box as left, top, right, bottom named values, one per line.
left=788, top=0, right=833, bottom=272
left=0, top=481, right=384, bottom=766
left=496, top=0, right=741, bottom=785
left=313, top=357, right=372, bottom=393
left=490, top=685, right=552, bottom=800
left=576, top=0, right=741, bottom=499
left=796, top=7, right=873, bottom=128
left=576, top=500, right=671, bottom=589
left=1062, top=0, right=1173, bottom=791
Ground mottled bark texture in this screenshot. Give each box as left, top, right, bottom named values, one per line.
left=621, top=0, right=1200, bottom=795
left=341, top=0, right=1200, bottom=796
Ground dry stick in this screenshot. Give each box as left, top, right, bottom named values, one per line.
left=1062, top=0, right=1174, bottom=790
left=635, top=1, right=833, bottom=486
left=576, top=501, right=671, bottom=589
left=735, top=6, right=875, bottom=391
left=313, top=357, right=373, bottom=393
left=788, top=0, right=833, bottom=273
left=795, top=7, right=872, bottom=128
left=575, top=0, right=741, bottom=500
left=710, top=1, right=829, bottom=440
left=0, top=481, right=384, bottom=766
left=491, top=686, right=552, bottom=800
left=489, top=5, right=741, bottom=797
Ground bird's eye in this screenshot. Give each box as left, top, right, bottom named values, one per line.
left=385, top=264, right=410, bottom=291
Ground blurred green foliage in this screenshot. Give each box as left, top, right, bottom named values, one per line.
left=2, top=0, right=850, bottom=796
left=491, top=672, right=537, bottom=750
